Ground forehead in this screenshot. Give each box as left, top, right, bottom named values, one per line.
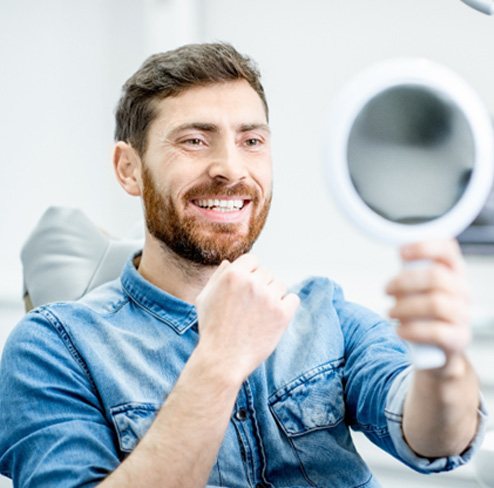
left=152, top=80, right=268, bottom=130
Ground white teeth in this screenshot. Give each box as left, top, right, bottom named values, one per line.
left=196, top=199, right=244, bottom=211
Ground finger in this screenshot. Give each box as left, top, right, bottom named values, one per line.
left=400, top=239, right=465, bottom=274
left=281, top=292, right=301, bottom=318
left=389, top=292, right=470, bottom=324
left=205, top=255, right=257, bottom=290
left=267, top=278, right=288, bottom=299
left=230, top=253, right=260, bottom=273
left=396, top=320, right=471, bottom=353
left=205, top=259, right=232, bottom=283
left=386, top=263, right=469, bottom=299
left=253, top=266, right=275, bottom=286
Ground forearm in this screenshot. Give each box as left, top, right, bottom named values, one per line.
left=402, top=354, right=480, bottom=458
left=99, top=345, right=241, bottom=488
left=99, top=255, right=299, bottom=487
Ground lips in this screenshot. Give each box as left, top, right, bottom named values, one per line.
left=188, top=196, right=252, bottom=224
left=184, top=181, right=258, bottom=223
left=194, top=198, right=246, bottom=212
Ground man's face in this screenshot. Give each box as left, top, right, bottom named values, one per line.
left=139, top=80, right=272, bottom=265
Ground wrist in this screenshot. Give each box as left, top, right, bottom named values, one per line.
left=189, top=342, right=246, bottom=392
left=430, top=352, right=469, bottom=381
left=413, top=353, right=478, bottom=405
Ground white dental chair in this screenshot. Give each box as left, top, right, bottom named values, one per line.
left=21, top=207, right=142, bottom=311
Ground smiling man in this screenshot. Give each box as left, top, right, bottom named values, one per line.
left=0, top=43, right=488, bottom=488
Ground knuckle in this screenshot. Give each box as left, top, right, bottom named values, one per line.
left=429, top=293, right=446, bottom=316
left=224, top=267, right=244, bottom=286
left=388, top=306, right=398, bottom=319
left=428, top=266, right=444, bottom=287
left=459, top=305, right=471, bottom=325
left=414, top=241, right=428, bottom=256
left=273, top=280, right=287, bottom=296
left=431, top=326, right=447, bottom=347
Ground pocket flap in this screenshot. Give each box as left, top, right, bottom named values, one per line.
left=269, top=361, right=345, bottom=437
left=111, top=402, right=160, bottom=452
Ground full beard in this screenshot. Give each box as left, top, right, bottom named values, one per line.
left=142, top=165, right=271, bottom=266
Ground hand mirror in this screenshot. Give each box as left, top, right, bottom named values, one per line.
left=324, top=59, right=494, bottom=369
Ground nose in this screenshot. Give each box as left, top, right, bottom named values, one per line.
left=207, top=140, right=248, bottom=182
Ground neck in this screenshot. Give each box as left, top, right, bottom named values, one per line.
left=137, top=233, right=216, bottom=304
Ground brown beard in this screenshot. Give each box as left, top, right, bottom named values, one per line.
left=142, top=165, right=271, bottom=265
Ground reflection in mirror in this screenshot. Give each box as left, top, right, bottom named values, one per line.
left=347, top=85, right=475, bottom=224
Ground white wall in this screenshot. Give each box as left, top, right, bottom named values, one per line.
left=0, top=0, right=149, bottom=303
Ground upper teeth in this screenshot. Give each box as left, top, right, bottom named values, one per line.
left=196, top=199, right=244, bottom=211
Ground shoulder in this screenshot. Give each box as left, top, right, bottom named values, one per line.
left=2, top=278, right=129, bottom=363
left=0, top=305, right=94, bottom=394
left=291, top=276, right=340, bottom=301
left=291, top=276, right=352, bottom=314
left=292, top=275, right=384, bottom=330
left=32, top=277, right=129, bottom=323
left=1, top=309, right=61, bottom=363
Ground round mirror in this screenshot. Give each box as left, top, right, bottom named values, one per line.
left=325, top=59, right=494, bottom=245
left=324, top=59, right=494, bottom=369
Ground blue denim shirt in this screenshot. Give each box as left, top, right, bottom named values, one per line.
left=0, top=256, right=487, bottom=487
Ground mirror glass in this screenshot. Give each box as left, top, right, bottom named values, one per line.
left=347, top=85, right=475, bottom=224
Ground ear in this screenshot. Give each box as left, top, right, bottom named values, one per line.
left=113, top=141, right=142, bottom=196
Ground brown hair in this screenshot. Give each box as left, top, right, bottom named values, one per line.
left=114, top=42, right=268, bottom=156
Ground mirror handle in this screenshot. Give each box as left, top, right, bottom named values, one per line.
left=402, top=259, right=447, bottom=370
left=408, top=342, right=447, bottom=370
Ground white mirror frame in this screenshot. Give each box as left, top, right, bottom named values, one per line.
left=324, top=58, right=494, bottom=246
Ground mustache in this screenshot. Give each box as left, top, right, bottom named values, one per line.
left=184, top=181, right=260, bottom=202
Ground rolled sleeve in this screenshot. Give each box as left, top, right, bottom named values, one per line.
left=385, top=365, right=489, bottom=473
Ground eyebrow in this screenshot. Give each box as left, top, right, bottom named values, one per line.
left=168, top=122, right=271, bottom=137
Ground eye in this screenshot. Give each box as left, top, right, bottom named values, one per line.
left=179, top=136, right=208, bottom=150
left=184, top=138, right=205, bottom=146
left=245, top=137, right=262, bottom=147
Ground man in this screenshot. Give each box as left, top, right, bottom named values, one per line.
left=0, top=43, right=487, bottom=487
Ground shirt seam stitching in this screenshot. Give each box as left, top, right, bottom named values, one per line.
left=121, top=279, right=196, bottom=334
left=37, top=307, right=98, bottom=392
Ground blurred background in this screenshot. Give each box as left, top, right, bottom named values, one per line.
left=1, top=0, right=493, bottom=486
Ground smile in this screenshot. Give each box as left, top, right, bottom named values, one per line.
left=194, top=198, right=246, bottom=212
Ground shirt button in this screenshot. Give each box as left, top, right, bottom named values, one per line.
left=234, top=408, right=248, bottom=421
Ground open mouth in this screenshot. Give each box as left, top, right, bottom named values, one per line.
left=193, top=198, right=249, bottom=213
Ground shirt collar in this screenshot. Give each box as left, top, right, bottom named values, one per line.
left=120, top=253, right=198, bottom=335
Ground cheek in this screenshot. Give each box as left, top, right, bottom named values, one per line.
left=249, top=152, right=272, bottom=188
left=255, top=166, right=273, bottom=197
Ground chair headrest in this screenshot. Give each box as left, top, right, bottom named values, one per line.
left=21, top=207, right=143, bottom=309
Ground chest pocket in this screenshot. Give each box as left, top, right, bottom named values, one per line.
left=269, top=361, right=372, bottom=487
left=269, top=360, right=345, bottom=436
left=110, top=402, right=160, bottom=453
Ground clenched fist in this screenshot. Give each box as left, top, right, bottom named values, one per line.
left=195, top=254, right=300, bottom=384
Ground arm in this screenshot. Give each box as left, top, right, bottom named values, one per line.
left=386, top=240, right=480, bottom=458
left=99, top=346, right=240, bottom=487
left=100, top=254, right=299, bottom=487
left=0, top=311, right=122, bottom=487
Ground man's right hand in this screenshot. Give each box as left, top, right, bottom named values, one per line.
left=195, top=253, right=300, bottom=384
